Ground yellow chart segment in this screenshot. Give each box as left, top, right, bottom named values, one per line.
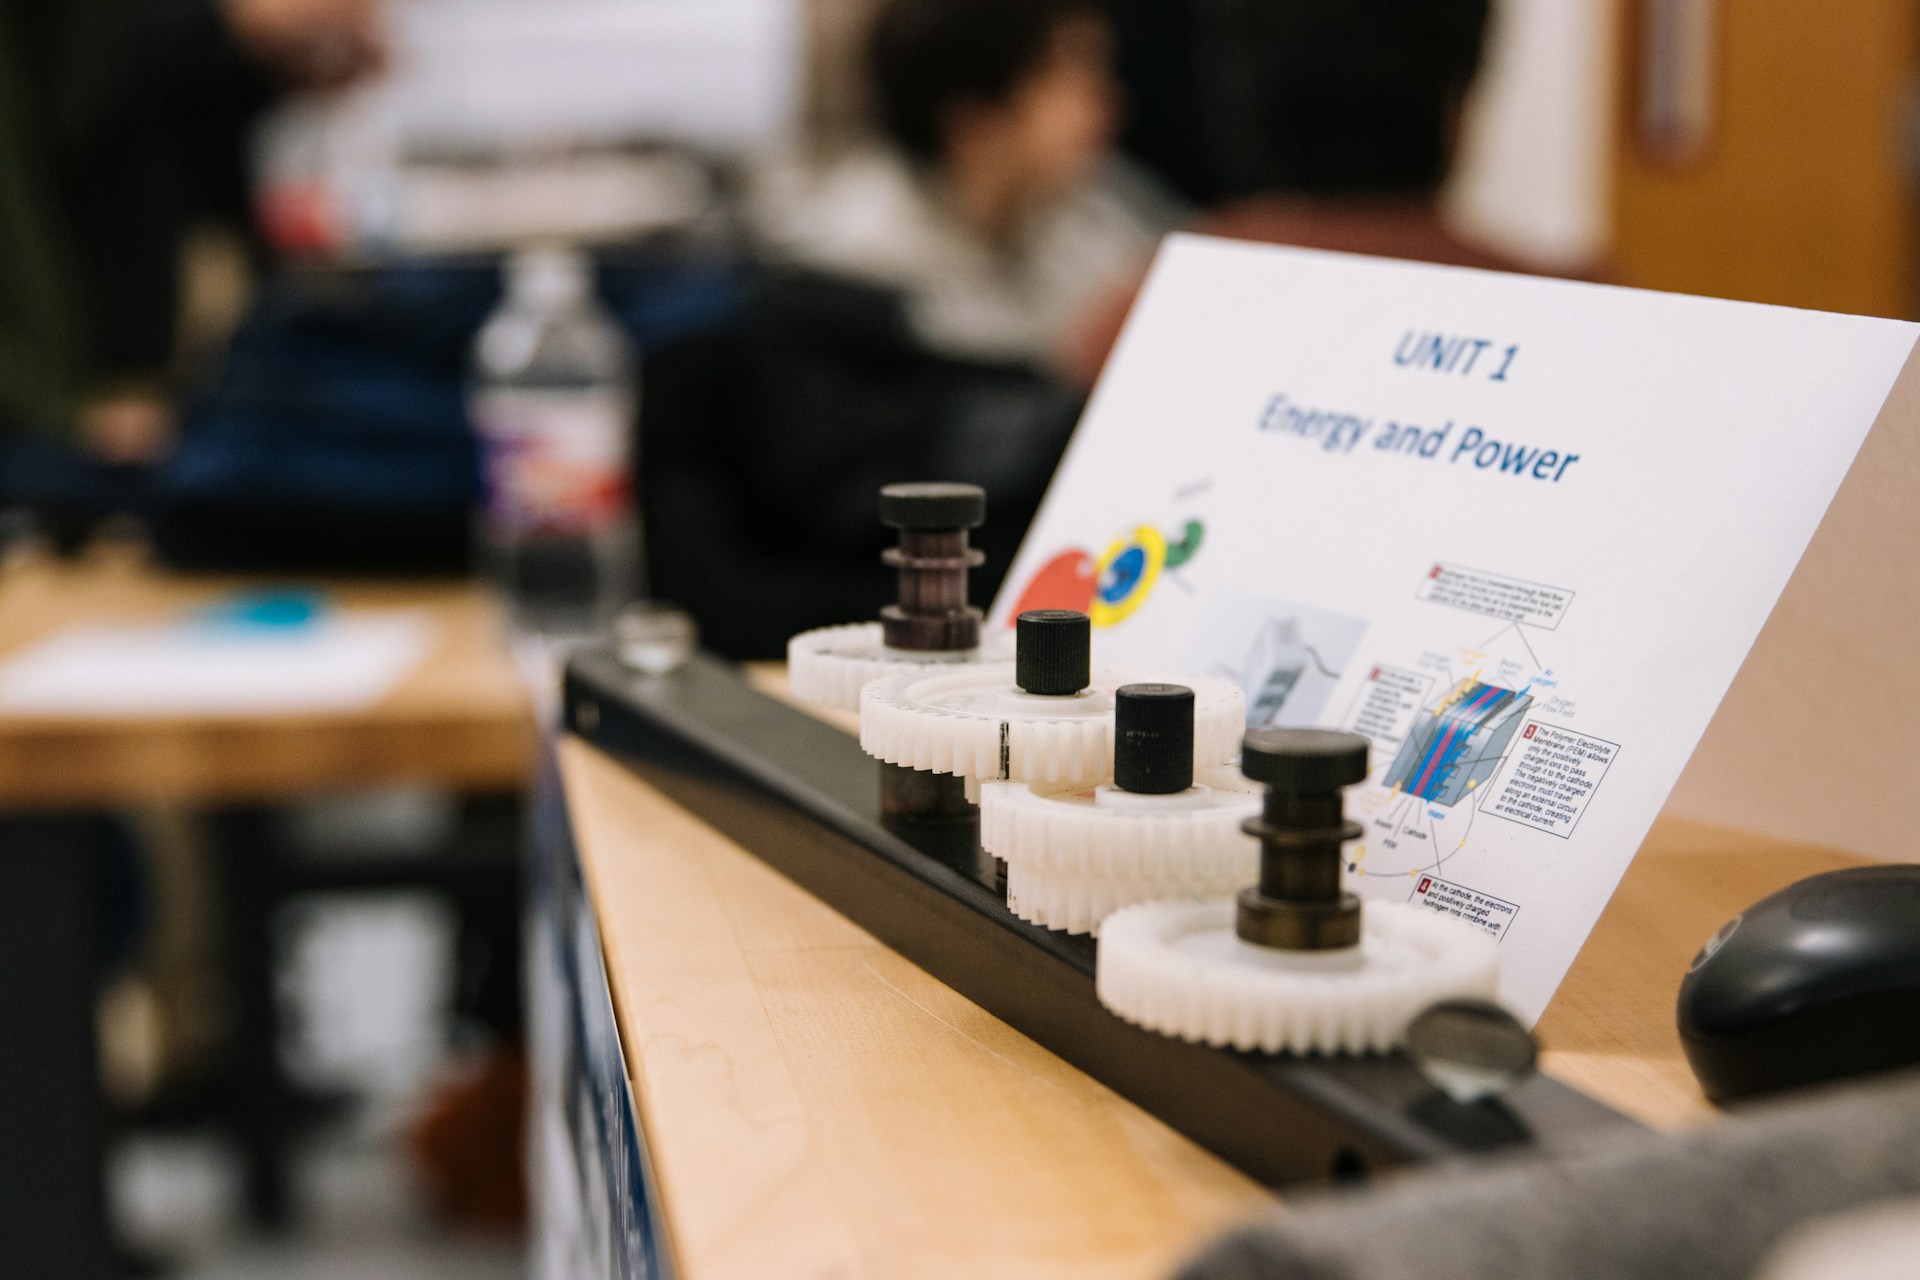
left=1089, top=525, right=1167, bottom=627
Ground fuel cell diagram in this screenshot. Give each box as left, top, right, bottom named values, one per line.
left=1381, top=679, right=1533, bottom=807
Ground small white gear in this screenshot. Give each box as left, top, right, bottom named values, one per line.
left=980, top=766, right=1262, bottom=879
left=1096, top=898, right=1500, bottom=1055
left=787, top=623, right=1008, bottom=712
left=1005, top=864, right=1250, bottom=936
left=984, top=767, right=1261, bottom=934
left=859, top=664, right=1245, bottom=784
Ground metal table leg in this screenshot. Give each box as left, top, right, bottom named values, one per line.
left=0, top=815, right=114, bottom=1279
left=213, top=807, right=291, bottom=1230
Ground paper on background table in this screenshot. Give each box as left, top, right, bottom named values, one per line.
left=990, top=234, right=1920, bottom=1021
left=0, top=610, right=436, bottom=717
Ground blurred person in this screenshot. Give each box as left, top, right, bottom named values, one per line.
left=1190, top=0, right=1498, bottom=262
left=751, top=0, right=1180, bottom=375
left=0, top=0, right=383, bottom=470
left=1062, top=0, right=1546, bottom=384
left=669, top=0, right=1160, bottom=655
left=1107, top=0, right=1492, bottom=213
left=220, top=0, right=385, bottom=88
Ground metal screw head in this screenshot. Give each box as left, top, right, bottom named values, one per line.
left=878, top=482, right=986, bottom=530
left=1405, top=998, right=1538, bottom=1103
left=1239, top=728, right=1370, bottom=793
left=615, top=601, right=698, bottom=675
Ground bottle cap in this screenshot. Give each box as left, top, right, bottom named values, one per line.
left=879, top=483, right=987, bottom=531
left=1016, top=610, right=1090, bottom=696
left=507, top=243, right=591, bottom=310
left=1114, top=684, right=1195, bottom=794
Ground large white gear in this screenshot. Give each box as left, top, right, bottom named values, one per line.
left=1005, top=864, right=1250, bottom=937
left=787, top=623, right=1012, bottom=712
left=859, top=664, right=1245, bottom=784
left=1095, top=898, right=1500, bottom=1056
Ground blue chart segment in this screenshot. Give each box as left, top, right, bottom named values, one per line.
left=1382, top=680, right=1533, bottom=807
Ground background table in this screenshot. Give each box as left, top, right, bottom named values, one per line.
left=548, top=673, right=1870, bottom=1279
left=0, top=549, right=533, bottom=808
left=0, top=549, right=536, bottom=1277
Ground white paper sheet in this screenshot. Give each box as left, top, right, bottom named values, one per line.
left=991, top=234, right=1920, bottom=1020
left=0, top=611, right=435, bottom=718
left=386, top=0, right=802, bottom=153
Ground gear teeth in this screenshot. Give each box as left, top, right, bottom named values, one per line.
left=860, top=681, right=1000, bottom=775
left=788, top=623, right=996, bottom=712
left=980, top=767, right=1261, bottom=880
left=1191, top=695, right=1247, bottom=778
left=1008, top=714, right=1110, bottom=783
left=1005, top=864, right=1249, bottom=936
left=859, top=664, right=1245, bottom=783
left=1096, top=900, right=1500, bottom=1055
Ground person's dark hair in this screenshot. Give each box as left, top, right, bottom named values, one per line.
left=867, top=0, right=1108, bottom=165
left=1208, top=0, right=1492, bottom=196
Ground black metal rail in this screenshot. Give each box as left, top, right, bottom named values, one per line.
left=563, top=648, right=1642, bottom=1189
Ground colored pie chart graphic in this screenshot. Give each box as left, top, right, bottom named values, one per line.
left=1008, top=549, right=1097, bottom=617
left=1009, top=519, right=1203, bottom=628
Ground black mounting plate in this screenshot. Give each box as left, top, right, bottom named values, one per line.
left=562, top=647, right=1642, bottom=1189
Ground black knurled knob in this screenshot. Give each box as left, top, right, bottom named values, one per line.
left=1016, top=610, right=1090, bottom=696
left=1239, top=728, right=1370, bottom=793
left=878, top=482, right=986, bottom=531
left=1114, top=684, right=1194, bottom=794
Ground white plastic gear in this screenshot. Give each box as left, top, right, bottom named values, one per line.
left=1095, top=898, right=1500, bottom=1055
left=789, top=623, right=908, bottom=710
left=984, top=767, right=1262, bottom=935
left=1005, top=864, right=1250, bottom=936
left=787, top=623, right=1006, bottom=712
left=859, top=663, right=1245, bottom=784
left=979, top=766, right=1262, bottom=880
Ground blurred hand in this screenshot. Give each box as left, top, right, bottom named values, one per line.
left=222, top=0, right=387, bottom=91
left=78, top=392, right=177, bottom=466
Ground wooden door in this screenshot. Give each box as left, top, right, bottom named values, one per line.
left=1613, top=0, right=1918, bottom=317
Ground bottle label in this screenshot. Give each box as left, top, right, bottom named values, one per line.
left=471, top=389, right=633, bottom=536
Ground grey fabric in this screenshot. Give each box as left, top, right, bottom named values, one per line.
left=1178, top=1070, right=1920, bottom=1280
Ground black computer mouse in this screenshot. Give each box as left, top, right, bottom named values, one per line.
left=1677, top=864, right=1920, bottom=1104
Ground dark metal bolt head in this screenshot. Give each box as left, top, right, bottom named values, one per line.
left=1240, top=728, right=1370, bottom=793
left=1235, top=727, right=1370, bottom=952
left=878, top=482, right=986, bottom=531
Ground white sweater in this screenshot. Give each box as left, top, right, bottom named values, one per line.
left=749, top=147, right=1179, bottom=369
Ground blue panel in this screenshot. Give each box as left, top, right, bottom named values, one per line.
left=528, top=755, right=675, bottom=1280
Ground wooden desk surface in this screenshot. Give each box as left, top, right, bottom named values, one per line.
left=0, top=550, right=536, bottom=808
left=560, top=676, right=1869, bottom=1279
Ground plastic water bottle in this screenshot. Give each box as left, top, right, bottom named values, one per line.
left=469, top=244, right=641, bottom=638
